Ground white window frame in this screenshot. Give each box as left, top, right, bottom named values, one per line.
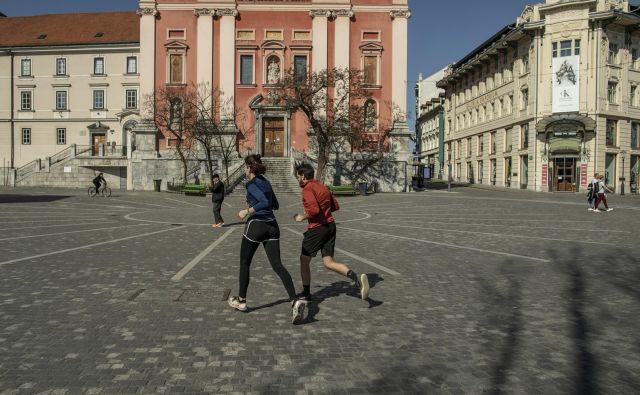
left=125, top=89, right=138, bottom=109
left=166, top=28, right=186, bottom=40
left=167, top=53, right=186, bottom=85
left=608, top=81, right=618, bottom=104
left=608, top=43, right=619, bottom=65
left=92, top=89, right=105, bottom=110
left=20, top=90, right=32, bottom=111
left=361, top=30, right=382, bottom=42
left=55, top=90, right=68, bottom=110
left=93, top=57, right=105, bottom=75
left=362, top=53, right=381, bottom=86
left=56, top=128, right=66, bottom=145
left=238, top=52, right=255, bottom=85
left=21, top=58, right=32, bottom=77
left=631, top=84, right=638, bottom=107
left=292, top=53, right=309, bottom=82
left=22, top=128, right=31, bottom=145
left=126, top=56, right=138, bottom=74
left=56, top=57, right=67, bottom=76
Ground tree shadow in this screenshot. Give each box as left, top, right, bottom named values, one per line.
left=0, top=194, right=72, bottom=203
left=303, top=273, right=384, bottom=324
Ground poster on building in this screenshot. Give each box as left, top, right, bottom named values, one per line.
left=541, top=164, right=548, bottom=187
left=581, top=163, right=587, bottom=187
left=552, top=55, right=579, bottom=113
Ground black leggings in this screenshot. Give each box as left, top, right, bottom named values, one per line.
left=239, top=220, right=296, bottom=300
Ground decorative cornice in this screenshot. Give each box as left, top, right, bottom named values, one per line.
left=310, top=9, right=354, bottom=19
left=136, top=7, right=158, bottom=17
left=333, top=9, right=355, bottom=18
left=390, top=10, right=411, bottom=20
left=194, top=8, right=214, bottom=17
left=216, top=8, right=239, bottom=18
left=309, top=9, right=333, bottom=19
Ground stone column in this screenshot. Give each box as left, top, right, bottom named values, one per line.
left=195, top=8, right=214, bottom=90
left=310, top=10, right=329, bottom=73
left=390, top=10, right=411, bottom=119
left=136, top=5, right=158, bottom=120
left=218, top=8, right=238, bottom=118
left=333, top=10, right=352, bottom=71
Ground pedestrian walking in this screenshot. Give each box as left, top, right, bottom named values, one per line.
left=211, top=173, right=225, bottom=228
left=227, top=154, right=305, bottom=324
left=293, top=163, right=370, bottom=301
left=593, top=174, right=614, bottom=212
left=587, top=173, right=598, bottom=211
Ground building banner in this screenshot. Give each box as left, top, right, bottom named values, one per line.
left=552, top=55, right=580, bottom=113
left=542, top=164, right=548, bottom=187
left=581, top=163, right=588, bottom=187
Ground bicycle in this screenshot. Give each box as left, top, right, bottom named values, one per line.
left=88, top=184, right=112, bottom=197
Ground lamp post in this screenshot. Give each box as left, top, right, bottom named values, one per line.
left=620, top=150, right=627, bottom=196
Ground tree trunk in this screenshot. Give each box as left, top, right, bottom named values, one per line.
left=203, top=145, right=215, bottom=187
left=176, top=147, right=188, bottom=183
left=316, top=145, right=330, bottom=183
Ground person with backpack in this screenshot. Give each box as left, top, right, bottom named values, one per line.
left=293, top=163, right=369, bottom=302
left=593, top=174, right=614, bottom=212
left=587, top=173, right=598, bottom=211
left=227, top=154, right=305, bottom=324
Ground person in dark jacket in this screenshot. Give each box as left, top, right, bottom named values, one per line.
left=92, top=173, right=106, bottom=196
left=227, top=154, right=305, bottom=324
left=211, top=173, right=225, bottom=227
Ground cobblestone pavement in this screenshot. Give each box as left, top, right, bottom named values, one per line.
left=0, top=186, right=639, bottom=394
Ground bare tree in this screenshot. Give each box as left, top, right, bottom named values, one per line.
left=192, top=83, right=250, bottom=186
left=144, top=85, right=199, bottom=183
left=275, top=67, right=395, bottom=183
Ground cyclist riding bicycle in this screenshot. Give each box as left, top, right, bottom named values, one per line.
left=92, top=173, right=106, bottom=195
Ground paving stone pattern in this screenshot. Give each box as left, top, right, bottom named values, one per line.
left=0, top=186, right=639, bottom=394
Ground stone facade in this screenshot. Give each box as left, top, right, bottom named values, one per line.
left=415, top=69, right=446, bottom=179
left=437, top=0, right=640, bottom=193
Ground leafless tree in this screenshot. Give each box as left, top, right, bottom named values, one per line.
left=192, top=83, right=252, bottom=186
left=274, top=67, right=397, bottom=183
left=143, top=85, right=198, bottom=183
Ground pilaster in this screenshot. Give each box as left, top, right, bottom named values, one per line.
left=310, top=10, right=329, bottom=73
left=136, top=5, right=158, bottom=120
left=390, top=9, right=411, bottom=118
left=218, top=8, right=238, bottom=118
left=195, top=8, right=214, bottom=89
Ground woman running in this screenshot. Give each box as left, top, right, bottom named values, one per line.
left=227, top=154, right=305, bottom=324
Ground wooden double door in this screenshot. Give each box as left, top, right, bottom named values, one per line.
left=262, top=118, right=284, bottom=157
left=554, top=157, right=576, bottom=192
left=92, top=133, right=107, bottom=156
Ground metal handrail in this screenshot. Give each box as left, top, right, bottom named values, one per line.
left=75, top=145, right=127, bottom=158
left=16, top=159, right=39, bottom=178
left=223, top=161, right=246, bottom=192
left=50, top=145, right=74, bottom=166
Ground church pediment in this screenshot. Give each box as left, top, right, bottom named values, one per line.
left=164, top=40, right=189, bottom=50
left=359, top=42, right=383, bottom=52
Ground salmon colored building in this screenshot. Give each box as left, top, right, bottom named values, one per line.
left=137, top=0, right=411, bottom=178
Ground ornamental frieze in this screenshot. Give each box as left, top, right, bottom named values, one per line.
left=136, top=7, right=158, bottom=17
left=216, top=8, right=239, bottom=17
left=390, top=10, right=411, bottom=20
left=194, top=8, right=214, bottom=17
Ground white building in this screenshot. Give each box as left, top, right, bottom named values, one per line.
left=415, top=68, right=446, bottom=178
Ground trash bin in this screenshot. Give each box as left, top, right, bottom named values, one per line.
left=358, top=182, right=368, bottom=196
left=153, top=179, right=161, bottom=192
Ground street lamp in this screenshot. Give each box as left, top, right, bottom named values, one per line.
left=620, top=150, right=627, bottom=196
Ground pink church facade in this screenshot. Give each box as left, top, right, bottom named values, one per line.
left=138, top=0, right=410, bottom=159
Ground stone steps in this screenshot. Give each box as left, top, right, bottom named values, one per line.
left=231, top=158, right=300, bottom=196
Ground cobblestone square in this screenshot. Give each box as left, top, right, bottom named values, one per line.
left=0, top=186, right=639, bottom=394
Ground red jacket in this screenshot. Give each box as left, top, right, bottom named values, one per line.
left=302, top=180, right=340, bottom=229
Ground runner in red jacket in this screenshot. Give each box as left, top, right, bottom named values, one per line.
left=293, top=163, right=370, bottom=301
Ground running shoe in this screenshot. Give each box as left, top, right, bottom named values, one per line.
left=228, top=296, right=247, bottom=311
left=607, top=208, right=614, bottom=212
left=292, top=299, right=306, bottom=324
left=359, top=274, right=370, bottom=300
left=587, top=208, right=593, bottom=211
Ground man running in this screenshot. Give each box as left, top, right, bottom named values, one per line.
left=293, top=163, right=369, bottom=301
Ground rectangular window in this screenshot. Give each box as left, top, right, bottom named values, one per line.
left=560, top=40, right=572, bottom=57
left=552, top=42, right=558, bottom=58
left=22, top=128, right=31, bottom=145
left=521, top=123, right=529, bottom=149
left=491, top=131, right=496, bottom=154
left=522, top=53, right=529, bottom=74
left=127, top=56, right=137, bottom=74
left=93, top=90, right=105, bottom=109
left=631, top=85, right=637, bottom=107
left=126, top=89, right=137, bottom=109
left=505, top=128, right=512, bottom=152
left=632, top=49, right=639, bottom=69
left=521, top=89, right=528, bottom=110
left=467, top=137, right=472, bottom=157
left=574, top=39, right=581, bottom=56
left=606, top=119, right=617, bottom=147
left=56, top=58, right=66, bottom=75
left=362, top=31, right=380, bottom=41
left=239, top=55, right=253, bottom=85
left=363, top=56, right=378, bottom=85
left=21, top=59, right=31, bottom=76
left=57, top=128, right=66, bottom=145
left=631, top=122, right=639, bottom=149
left=608, top=81, right=617, bottom=104
left=169, top=54, right=184, bottom=84
left=55, top=91, right=67, bottom=110
left=479, top=135, right=484, bottom=154
left=609, top=43, right=619, bottom=64
left=21, top=91, right=32, bottom=110
left=94, top=57, right=104, bottom=75
left=294, top=55, right=308, bottom=83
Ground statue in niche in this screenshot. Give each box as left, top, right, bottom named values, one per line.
left=267, top=58, right=280, bottom=84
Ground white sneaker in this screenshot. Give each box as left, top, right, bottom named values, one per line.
left=587, top=208, right=593, bottom=211
left=593, top=209, right=600, bottom=213
left=607, top=208, right=614, bottom=212
left=291, top=299, right=306, bottom=324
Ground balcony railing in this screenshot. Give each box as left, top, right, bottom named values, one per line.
left=76, top=145, right=127, bottom=158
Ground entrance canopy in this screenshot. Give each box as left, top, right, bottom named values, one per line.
left=535, top=113, right=596, bottom=135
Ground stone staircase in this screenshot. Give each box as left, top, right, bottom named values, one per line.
left=232, top=157, right=301, bottom=196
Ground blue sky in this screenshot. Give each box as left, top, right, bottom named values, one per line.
left=2, top=0, right=532, bottom=123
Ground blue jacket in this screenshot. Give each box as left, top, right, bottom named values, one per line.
left=246, top=175, right=279, bottom=220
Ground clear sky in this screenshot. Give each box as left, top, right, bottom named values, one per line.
left=1, top=0, right=533, bottom=124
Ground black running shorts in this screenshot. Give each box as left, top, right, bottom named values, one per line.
left=243, top=218, right=280, bottom=243
left=301, top=222, right=336, bottom=258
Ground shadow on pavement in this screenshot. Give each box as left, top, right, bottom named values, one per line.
left=0, top=194, right=72, bottom=203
